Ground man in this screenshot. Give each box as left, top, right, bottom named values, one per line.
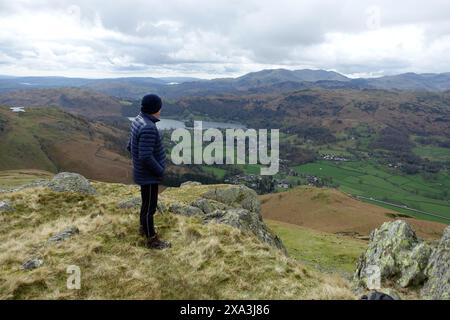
left=127, top=94, right=171, bottom=250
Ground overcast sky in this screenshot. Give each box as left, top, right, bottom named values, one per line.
left=0, top=0, right=449, bottom=79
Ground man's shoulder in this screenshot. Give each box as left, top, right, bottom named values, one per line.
left=139, top=122, right=159, bottom=138
left=141, top=122, right=157, bottom=131
left=132, top=115, right=155, bottom=131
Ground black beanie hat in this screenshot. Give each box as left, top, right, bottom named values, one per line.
left=141, top=94, right=162, bottom=114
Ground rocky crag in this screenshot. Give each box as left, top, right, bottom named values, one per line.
left=354, top=220, right=449, bottom=300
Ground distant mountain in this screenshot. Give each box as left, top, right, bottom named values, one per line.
left=0, top=106, right=131, bottom=183
left=0, top=76, right=200, bottom=98
left=235, top=68, right=349, bottom=88
left=1, top=70, right=450, bottom=100
left=0, top=76, right=93, bottom=92
left=367, top=72, right=450, bottom=91
left=0, top=88, right=124, bottom=120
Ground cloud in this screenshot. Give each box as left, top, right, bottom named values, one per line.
left=0, top=0, right=449, bottom=78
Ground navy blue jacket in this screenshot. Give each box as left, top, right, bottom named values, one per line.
left=127, top=112, right=166, bottom=185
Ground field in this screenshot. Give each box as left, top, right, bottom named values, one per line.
left=0, top=170, right=53, bottom=188
left=266, top=219, right=366, bottom=275
left=413, top=145, right=450, bottom=162
left=294, top=160, right=450, bottom=224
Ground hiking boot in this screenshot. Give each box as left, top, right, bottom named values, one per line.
left=146, top=234, right=171, bottom=250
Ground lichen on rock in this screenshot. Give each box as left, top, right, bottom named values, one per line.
left=354, top=220, right=431, bottom=289
left=421, top=226, right=450, bottom=300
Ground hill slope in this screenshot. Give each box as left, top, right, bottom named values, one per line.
left=0, top=88, right=124, bottom=120
left=261, top=187, right=446, bottom=240
left=168, top=88, right=450, bottom=136
left=0, top=179, right=354, bottom=300
left=0, top=107, right=131, bottom=183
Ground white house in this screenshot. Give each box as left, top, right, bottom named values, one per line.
left=10, top=107, right=25, bottom=113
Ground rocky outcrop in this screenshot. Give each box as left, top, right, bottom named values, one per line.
left=48, top=172, right=96, bottom=195
left=48, top=226, right=80, bottom=242
left=354, top=220, right=432, bottom=289
left=22, top=258, right=43, bottom=270
left=421, top=227, right=450, bottom=300
left=180, top=181, right=202, bottom=187
left=202, top=185, right=261, bottom=213
left=354, top=220, right=450, bottom=300
left=117, top=197, right=141, bottom=209
left=126, top=183, right=286, bottom=252
left=0, top=200, right=13, bottom=212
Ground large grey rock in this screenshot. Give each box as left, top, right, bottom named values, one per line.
left=180, top=181, right=202, bottom=188
left=161, top=184, right=285, bottom=252
left=204, top=208, right=285, bottom=251
left=48, top=172, right=96, bottom=194
left=169, top=202, right=204, bottom=216
left=398, top=242, right=432, bottom=287
left=202, top=185, right=261, bottom=213
left=117, top=197, right=141, bottom=209
left=354, top=220, right=432, bottom=289
left=0, top=200, right=13, bottom=212
left=22, top=258, right=43, bottom=270
left=48, top=226, right=79, bottom=242
left=421, top=227, right=450, bottom=300
left=190, top=198, right=228, bottom=214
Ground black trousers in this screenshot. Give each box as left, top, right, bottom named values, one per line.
left=140, top=184, right=158, bottom=238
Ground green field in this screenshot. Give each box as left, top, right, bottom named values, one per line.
left=0, top=170, right=53, bottom=188
left=266, top=220, right=366, bottom=275
left=413, top=145, right=450, bottom=161
left=201, top=166, right=227, bottom=179
left=295, top=160, right=450, bottom=224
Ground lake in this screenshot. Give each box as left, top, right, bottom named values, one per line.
left=127, top=117, right=246, bottom=130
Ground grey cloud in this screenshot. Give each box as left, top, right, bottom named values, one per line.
left=0, top=0, right=449, bottom=77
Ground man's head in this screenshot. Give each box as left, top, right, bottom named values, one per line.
left=141, top=94, right=162, bottom=118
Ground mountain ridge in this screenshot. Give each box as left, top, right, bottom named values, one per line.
left=2, top=69, right=450, bottom=99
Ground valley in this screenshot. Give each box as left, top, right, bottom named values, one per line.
left=0, top=70, right=449, bottom=227
left=0, top=107, right=132, bottom=183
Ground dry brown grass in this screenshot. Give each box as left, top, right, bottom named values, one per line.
left=261, top=186, right=446, bottom=240
left=0, top=182, right=355, bottom=300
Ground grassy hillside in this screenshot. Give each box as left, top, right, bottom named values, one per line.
left=0, top=170, right=53, bottom=189
left=0, top=179, right=354, bottom=300
left=0, top=106, right=132, bottom=183
left=0, top=88, right=124, bottom=120
left=295, top=161, right=450, bottom=224
left=266, top=220, right=366, bottom=275
left=261, top=187, right=446, bottom=240
left=167, top=89, right=450, bottom=136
